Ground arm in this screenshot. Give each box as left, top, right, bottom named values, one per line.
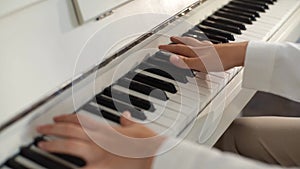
left=159, top=37, right=300, bottom=102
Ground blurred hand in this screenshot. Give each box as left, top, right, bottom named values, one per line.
left=159, top=36, right=248, bottom=72
left=37, top=112, right=164, bottom=169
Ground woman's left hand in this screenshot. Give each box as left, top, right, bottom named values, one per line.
left=36, top=112, right=165, bottom=169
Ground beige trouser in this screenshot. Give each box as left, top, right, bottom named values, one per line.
left=214, top=117, right=300, bottom=167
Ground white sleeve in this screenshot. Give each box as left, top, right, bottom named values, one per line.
left=243, top=41, right=300, bottom=102
left=152, top=138, right=296, bottom=169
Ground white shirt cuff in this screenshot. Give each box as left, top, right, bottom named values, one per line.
left=242, top=41, right=277, bottom=92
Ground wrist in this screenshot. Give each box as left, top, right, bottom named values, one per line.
left=233, top=41, right=248, bottom=67
left=214, top=41, right=248, bottom=70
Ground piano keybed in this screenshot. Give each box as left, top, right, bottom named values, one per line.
left=1, top=0, right=300, bottom=168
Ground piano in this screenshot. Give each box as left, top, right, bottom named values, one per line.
left=1, top=0, right=300, bottom=168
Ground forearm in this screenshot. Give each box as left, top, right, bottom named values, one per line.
left=214, top=41, right=248, bottom=70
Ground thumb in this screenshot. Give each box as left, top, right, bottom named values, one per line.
left=170, top=54, right=206, bottom=72
left=120, top=111, right=136, bottom=127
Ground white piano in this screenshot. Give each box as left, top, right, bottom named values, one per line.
left=1, top=0, right=300, bottom=168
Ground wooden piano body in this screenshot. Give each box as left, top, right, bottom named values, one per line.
left=1, top=0, right=300, bottom=167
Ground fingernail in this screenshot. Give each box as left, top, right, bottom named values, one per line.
left=123, top=111, right=131, bottom=119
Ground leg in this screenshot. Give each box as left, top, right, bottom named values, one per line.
left=214, top=117, right=300, bottom=167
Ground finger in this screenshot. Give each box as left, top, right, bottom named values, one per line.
left=170, top=36, right=202, bottom=47
left=81, top=164, right=109, bottom=169
left=54, top=114, right=99, bottom=130
left=159, top=44, right=197, bottom=58
left=37, top=123, right=91, bottom=141
left=170, top=54, right=206, bottom=72
left=81, top=165, right=103, bottom=169
left=38, top=139, right=103, bottom=162
left=171, top=36, right=213, bottom=47
left=120, top=111, right=137, bottom=127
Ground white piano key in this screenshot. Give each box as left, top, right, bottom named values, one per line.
left=144, top=122, right=174, bottom=136
left=225, top=68, right=236, bottom=80
left=15, top=156, right=47, bottom=169
left=195, top=72, right=225, bottom=87
left=152, top=103, right=188, bottom=120
left=233, top=36, right=247, bottom=42
left=0, top=166, right=12, bottom=169
left=238, top=34, right=260, bottom=41
left=245, top=21, right=274, bottom=32
left=240, top=31, right=262, bottom=40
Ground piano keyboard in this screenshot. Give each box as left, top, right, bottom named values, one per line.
left=1, top=0, right=300, bottom=168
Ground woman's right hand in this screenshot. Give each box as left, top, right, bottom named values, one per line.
left=159, top=36, right=248, bottom=72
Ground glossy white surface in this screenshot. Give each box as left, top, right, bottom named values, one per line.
left=0, top=0, right=44, bottom=18
left=0, top=0, right=197, bottom=125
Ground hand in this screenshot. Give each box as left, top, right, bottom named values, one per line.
left=159, top=36, right=248, bottom=72
left=36, top=112, right=165, bottom=169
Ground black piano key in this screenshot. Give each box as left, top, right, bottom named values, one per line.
left=200, top=20, right=242, bottom=34
left=82, top=104, right=121, bottom=124
left=205, top=32, right=229, bottom=43
left=214, top=11, right=252, bottom=24
left=20, top=147, right=71, bottom=169
left=182, top=33, right=207, bottom=41
left=5, top=159, right=29, bottom=169
left=195, top=25, right=235, bottom=41
left=208, top=39, right=222, bottom=44
left=138, top=63, right=189, bottom=83
left=146, top=57, right=194, bottom=77
left=186, top=29, right=206, bottom=37
left=152, top=51, right=171, bottom=62
left=117, top=78, right=168, bottom=101
left=186, top=30, right=207, bottom=38
left=182, top=32, right=209, bottom=41
left=235, top=0, right=270, bottom=6
left=224, top=4, right=260, bottom=17
left=186, top=29, right=224, bottom=43
left=95, top=95, right=147, bottom=121
left=229, top=1, right=266, bottom=12
left=207, top=16, right=246, bottom=30
left=126, top=72, right=177, bottom=94
left=233, top=0, right=269, bottom=9
left=242, top=0, right=274, bottom=4
left=184, top=29, right=225, bottom=43
left=186, top=29, right=211, bottom=40
left=102, top=87, right=155, bottom=112
left=219, top=8, right=256, bottom=21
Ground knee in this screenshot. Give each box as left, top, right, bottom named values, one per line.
left=215, top=118, right=260, bottom=151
